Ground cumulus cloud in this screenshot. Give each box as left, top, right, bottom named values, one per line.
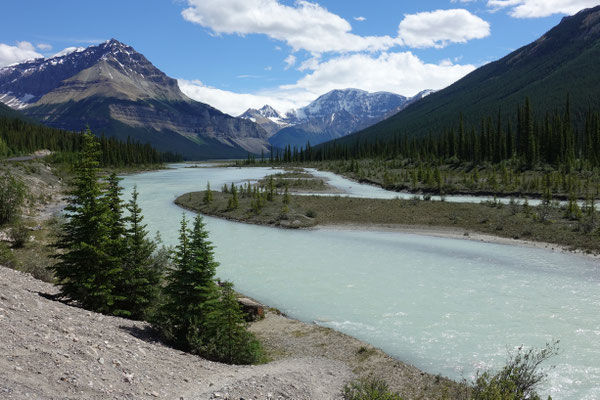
left=282, top=52, right=476, bottom=98
left=178, top=2, right=485, bottom=115
left=182, top=0, right=399, bottom=54
left=179, top=51, right=476, bottom=115
left=487, top=0, right=598, bottom=17
left=182, top=1, right=491, bottom=53
left=0, top=41, right=43, bottom=67
left=398, top=9, right=490, bottom=48
left=178, top=79, right=309, bottom=116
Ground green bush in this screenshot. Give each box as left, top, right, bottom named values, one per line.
left=0, top=173, right=26, bottom=226
left=9, top=223, right=30, bottom=248
left=343, top=376, right=403, bottom=400
left=19, top=260, right=54, bottom=283
left=471, top=341, right=559, bottom=400
left=0, top=242, right=16, bottom=267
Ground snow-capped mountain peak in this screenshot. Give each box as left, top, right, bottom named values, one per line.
left=0, top=38, right=179, bottom=108
left=258, top=104, right=284, bottom=119
left=268, top=88, right=432, bottom=149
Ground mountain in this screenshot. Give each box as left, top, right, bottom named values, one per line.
left=335, top=6, right=600, bottom=146
left=238, top=105, right=289, bottom=137
left=0, top=39, right=268, bottom=159
left=242, top=89, right=412, bottom=149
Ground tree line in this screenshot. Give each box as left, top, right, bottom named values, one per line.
left=266, top=97, right=600, bottom=170
left=0, top=116, right=182, bottom=166
left=51, top=132, right=262, bottom=364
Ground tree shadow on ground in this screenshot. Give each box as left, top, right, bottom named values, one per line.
left=119, top=324, right=163, bottom=344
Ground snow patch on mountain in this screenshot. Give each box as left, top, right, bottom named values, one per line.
left=51, top=47, right=86, bottom=59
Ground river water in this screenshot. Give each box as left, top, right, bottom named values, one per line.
left=120, top=164, right=600, bottom=399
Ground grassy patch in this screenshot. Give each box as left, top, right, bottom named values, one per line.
left=343, top=376, right=404, bottom=400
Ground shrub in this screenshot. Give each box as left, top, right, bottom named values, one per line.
left=0, top=173, right=26, bottom=226
left=20, top=260, right=54, bottom=283
left=9, top=223, right=30, bottom=248
left=343, top=376, right=403, bottom=400
left=471, top=341, right=559, bottom=400
left=306, top=209, right=317, bottom=218
left=0, top=242, right=16, bottom=267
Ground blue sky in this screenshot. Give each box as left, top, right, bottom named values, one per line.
left=1, top=0, right=597, bottom=115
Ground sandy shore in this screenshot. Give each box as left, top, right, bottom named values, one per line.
left=317, top=222, right=600, bottom=260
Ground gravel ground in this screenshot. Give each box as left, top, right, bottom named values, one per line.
left=0, top=266, right=352, bottom=400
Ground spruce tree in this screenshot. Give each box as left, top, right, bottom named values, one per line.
left=155, top=214, right=219, bottom=353
left=52, top=131, right=119, bottom=314
left=119, top=186, right=160, bottom=320
left=102, top=172, right=128, bottom=315
left=204, top=281, right=263, bottom=365
left=203, top=181, right=213, bottom=205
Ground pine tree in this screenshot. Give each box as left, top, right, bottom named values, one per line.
left=203, top=181, right=213, bottom=205
left=282, top=185, right=290, bottom=205
left=103, top=172, right=128, bottom=315
left=118, top=186, right=160, bottom=320
left=155, top=214, right=220, bottom=353
left=204, top=281, right=263, bottom=365
left=51, top=131, right=119, bottom=313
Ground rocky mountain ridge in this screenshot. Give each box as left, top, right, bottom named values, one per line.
left=240, top=88, right=433, bottom=149
left=336, top=5, right=600, bottom=147
left=0, top=39, right=269, bottom=159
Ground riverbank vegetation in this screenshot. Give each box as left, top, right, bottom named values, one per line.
left=342, top=341, right=558, bottom=400
left=45, top=132, right=263, bottom=364
left=240, top=98, right=600, bottom=203
left=176, top=178, right=600, bottom=253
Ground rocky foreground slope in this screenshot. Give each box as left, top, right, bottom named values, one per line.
left=0, top=266, right=351, bottom=399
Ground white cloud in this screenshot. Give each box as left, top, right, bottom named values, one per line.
left=487, top=0, right=598, bottom=17
left=354, top=16, right=366, bottom=21
left=182, top=1, right=492, bottom=54
left=398, top=9, right=490, bottom=48
left=36, top=43, right=53, bottom=51
left=0, top=41, right=43, bottom=67
left=179, top=50, right=477, bottom=116
left=178, top=79, right=309, bottom=116
left=284, top=54, right=296, bottom=70
left=282, top=52, right=476, bottom=98
left=181, top=0, right=399, bottom=54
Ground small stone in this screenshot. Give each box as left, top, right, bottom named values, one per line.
left=124, top=373, right=134, bottom=383
left=150, top=391, right=159, bottom=397
left=98, top=357, right=105, bottom=365
left=14, top=366, right=23, bottom=372
left=213, top=392, right=223, bottom=398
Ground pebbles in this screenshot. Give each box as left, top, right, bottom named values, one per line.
left=0, top=266, right=353, bottom=399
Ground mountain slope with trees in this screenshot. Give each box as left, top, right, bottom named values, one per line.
left=0, top=40, right=269, bottom=159
left=336, top=5, right=600, bottom=146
